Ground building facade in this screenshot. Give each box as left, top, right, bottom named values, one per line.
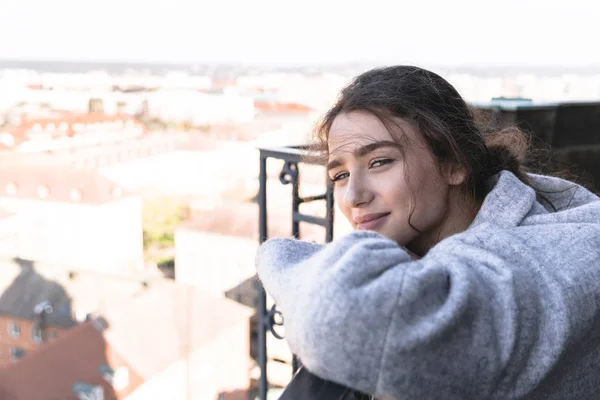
left=0, top=166, right=144, bottom=273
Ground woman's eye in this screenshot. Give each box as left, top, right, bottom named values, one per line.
left=369, top=158, right=394, bottom=169
left=330, top=172, right=349, bottom=183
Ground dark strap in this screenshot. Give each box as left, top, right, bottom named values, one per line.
left=278, top=367, right=371, bottom=400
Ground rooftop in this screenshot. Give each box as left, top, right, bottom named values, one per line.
left=100, top=279, right=253, bottom=380
left=0, top=164, right=130, bottom=204
left=0, top=279, right=253, bottom=400
left=2, top=112, right=145, bottom=140
left=179, top=201, right=325, bottom=242
left=0, top=320, right=123, bottom=400
left=0, top=258, right=148, bottom=328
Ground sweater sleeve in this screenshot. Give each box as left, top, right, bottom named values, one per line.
left=255, top=230, right=569, bottom=400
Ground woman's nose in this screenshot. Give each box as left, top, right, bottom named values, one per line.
left=342, top=175, right=373, bottom=208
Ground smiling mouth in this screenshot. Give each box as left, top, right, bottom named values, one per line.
left=355, top=213, right=390, bottom=231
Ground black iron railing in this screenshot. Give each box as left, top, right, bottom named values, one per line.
left=257, top=145, right=334, bottom=400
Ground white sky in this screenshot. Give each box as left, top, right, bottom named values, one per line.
left=0, top=0, right=599, bottom=66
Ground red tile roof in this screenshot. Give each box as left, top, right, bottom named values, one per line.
left=0, top=321, right=124, bottom=400
left=23, top=112, right=140, bottom=128
left=0, top=165, right=130, bottom=204
left=180, top=202, right=324, bottom=242
left=2, top=112, right=146, bottom=143
left=100, top=279, right=253, bottom=380
left=208, top=118, right=283, bottom=141
left=0, top=279, right=253, bottom=400
left=254, top=101, right=314, bottom=114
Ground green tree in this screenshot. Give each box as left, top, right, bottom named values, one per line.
left=142, top=196, right=189, bottom=260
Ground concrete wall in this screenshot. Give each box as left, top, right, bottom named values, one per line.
left=0, top=214, right=19, bottom=257
left=125, top=320, right=251, bottom=400
left=0, top=196, right=144, bottom=273
left=175, top=230, right=257, bottom=296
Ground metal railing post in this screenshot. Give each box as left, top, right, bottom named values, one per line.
left=256, top=146, right=334, bottom=400
left=258, top=154, right=269, bottom=400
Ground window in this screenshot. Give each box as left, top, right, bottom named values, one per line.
left=9, top=322, right=20, bottom=339
left=5, top=182, right=18, bottom=196
left=73, top=382, right=104, bottom=400
left=37, top=185, right=50, bottom=199
left=70, top=188, right=82, bottom=202
left=32, top=325, right=42, bottom=344
left=10, top=347, right=26, bottom=361
left=0, top=133, right=14, bottom=147
left=99, top=364, right=129, bottom=391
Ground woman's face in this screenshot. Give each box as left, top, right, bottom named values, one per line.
left=327, top=111, right=463, bottom=253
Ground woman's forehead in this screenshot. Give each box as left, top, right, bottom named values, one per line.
left=327, top=111, right=414, bottom=155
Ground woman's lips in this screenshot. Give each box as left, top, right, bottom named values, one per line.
left=354, top=212, right=391, bottom=231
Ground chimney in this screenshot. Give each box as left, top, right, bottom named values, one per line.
left=33, top=301, right=53, bottom=343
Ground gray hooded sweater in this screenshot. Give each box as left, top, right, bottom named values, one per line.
left=256, top=171, right=600, bottom=400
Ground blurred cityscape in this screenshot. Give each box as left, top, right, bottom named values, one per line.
left=0, top=57, right=600, bottom=400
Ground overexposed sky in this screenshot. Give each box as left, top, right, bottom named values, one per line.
left=0, top=0, right=599, bottom=66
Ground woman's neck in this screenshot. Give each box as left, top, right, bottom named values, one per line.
left=407, top=192, right=482, bottom=258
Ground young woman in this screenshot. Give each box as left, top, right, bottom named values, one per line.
left=256, top=66, right=600, bottom=400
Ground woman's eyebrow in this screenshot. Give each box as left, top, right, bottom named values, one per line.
left=355, top=141, right=401, bottom=157
left=327, top=141, right=401, bottom=171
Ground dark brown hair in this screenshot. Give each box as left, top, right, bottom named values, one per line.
left=310, top=65, right=533, bottom=200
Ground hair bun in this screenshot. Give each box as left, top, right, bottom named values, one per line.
left=483, top=128, right=529, bottom=178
